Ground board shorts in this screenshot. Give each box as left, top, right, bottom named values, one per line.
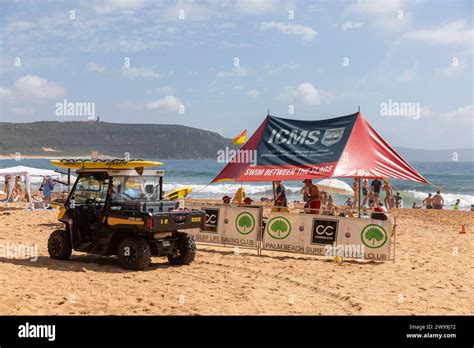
left=307, top=200, right=321, bottom=214
left=433, top=204, right=443, bottom=210
left=362, top=188, right=368, bottom=196
left=426, top=205, right=433, bottom=209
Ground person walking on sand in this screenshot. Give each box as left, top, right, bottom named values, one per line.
left=422, top=193, right=433, bottom=209
left=352, top=178, right=359, bottom=209
left=432, top=191, right=444, bottom=210
left=361, top=178, right=369, bottom=207
left=383, top=179, right=393, bottom=209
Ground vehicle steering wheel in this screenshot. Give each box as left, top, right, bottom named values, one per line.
left=84, top=198, right=101, bottom=209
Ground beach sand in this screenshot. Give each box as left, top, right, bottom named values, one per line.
left=0, top=202, right=472, bottom=315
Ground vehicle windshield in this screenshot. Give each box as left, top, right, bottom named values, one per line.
left=110, top=175, right=161, bottom=202
left=72, top=173, right=110, bottom=205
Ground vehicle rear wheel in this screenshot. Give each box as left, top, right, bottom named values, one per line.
left=48, top=230, right=72, bottom=260
left=117, top=236, right=151, bottom=270
left=167, top=232, right=196, bottom=265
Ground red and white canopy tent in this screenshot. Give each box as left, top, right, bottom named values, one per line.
left=211, top=112, right=430, bottom=185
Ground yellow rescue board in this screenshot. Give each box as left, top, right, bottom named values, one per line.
left=51, top=159, right=163, bottom=169
left=163, top=187, right=193, bottom=201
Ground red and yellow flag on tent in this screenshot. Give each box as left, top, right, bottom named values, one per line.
left=232, top=129, right=247, bottom=145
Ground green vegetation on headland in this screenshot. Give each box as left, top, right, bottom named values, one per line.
left=0, top=121, right=236, bottom=159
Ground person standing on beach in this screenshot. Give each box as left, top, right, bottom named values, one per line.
left=432, top=191, right=444, bottom=210
left=453, top=199, right=461, bottom=211
left=300, top=181, right=310, bottom=206
left=352, top=179, right=359, bottom=209
left=394, top=192, right=402, bottom=208
left=371, top=178, right=382, bottom=203
left=383, top=179, right=393, bottom=209
left=306, top=179, right=321, bottom=214
left=274, top=181, right=287, bottom=207
left=361, top=179, right=369, bottom=207
left=423, top=193, right=433, bottom=209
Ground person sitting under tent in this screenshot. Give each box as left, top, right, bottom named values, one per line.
left=344, top=197, right=353, bottom=207
left=374, top=202, right=388, bottom=213
left=222, top=195, right=231, bottom=204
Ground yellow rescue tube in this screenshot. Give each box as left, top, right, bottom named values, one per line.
left=163, top=187, right=193, bottom=201
left=51, top=159, right=163, bottom=169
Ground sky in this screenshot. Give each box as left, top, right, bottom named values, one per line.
left=0, top=0, right=473, bottom=149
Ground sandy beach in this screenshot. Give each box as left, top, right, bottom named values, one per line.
left=0, top=202, right=472, bottom=315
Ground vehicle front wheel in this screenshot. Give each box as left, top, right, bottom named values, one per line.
left=117, top=236, right=151, bottom=271
left=167, top=232, right=196, bottom=265
left=48, top=229, right=72, bottom=260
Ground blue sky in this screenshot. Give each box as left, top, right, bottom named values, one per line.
left=0, top=0, right=472, bottom=149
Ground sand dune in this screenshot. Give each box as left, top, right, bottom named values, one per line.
left=0, top=205, right=472, bottom=315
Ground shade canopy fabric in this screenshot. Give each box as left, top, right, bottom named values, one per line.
left=211, top=112, right=430, bottom=184
left=315, top=179, right=354, bottom=195
left=0, top=166, right=58, bottom=177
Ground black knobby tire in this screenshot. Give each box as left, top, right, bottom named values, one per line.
left=117, top=236, right=151, bottom=270
left=168, top=232, right=196, bottom=265
left=48, top=229, right=72, bottom=260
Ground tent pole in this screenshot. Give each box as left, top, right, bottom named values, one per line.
left=67, top=168, right=70, bottom=192
left=272, top=181, right=276, bottom=206
left=358, top=177, right=362, bottom=218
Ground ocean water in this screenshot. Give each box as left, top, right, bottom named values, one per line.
left=1, top=159, right=473, bottom=210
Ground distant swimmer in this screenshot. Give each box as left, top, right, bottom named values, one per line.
left=423, top=193, right=433, bottom=209
left=432, top=191, right=444, bottom=210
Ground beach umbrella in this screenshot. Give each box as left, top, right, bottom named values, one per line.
left=315, top=179, right=354, bottom=195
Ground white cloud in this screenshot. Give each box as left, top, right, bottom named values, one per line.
left=247, top=90, right=261, bottom=98
left=94, top=0, right=147, bottom=14
left=157, top=86, right=176, bottom=95
left=404, top=20, right=474, bottom=46
left=443, top=105, right=473, bottom=123
left=263, top=63, right=299, bottom=74
left=163, top=1, right=219, bottom=21
left=398, top=68, right=416, bottom=82
left=85, top=62, right=105, bottom=73
left=348, top=0, right=411, bottom=31
left=281, top=83, right=326, bottom=106
left=260, top=21, right=317, bottom=42
left=435, top=59, right=467, bottom=78
left=216, top=66, right=248, bottom=78
left=121, top=66, right=161, bottom=79
left=1, top=75, right=66, bottom=104
left=147, top=95, right=183, bottom=112
left=341, top=21, right=364, bottom=31
left=236, top=0, right=277, bottom=15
